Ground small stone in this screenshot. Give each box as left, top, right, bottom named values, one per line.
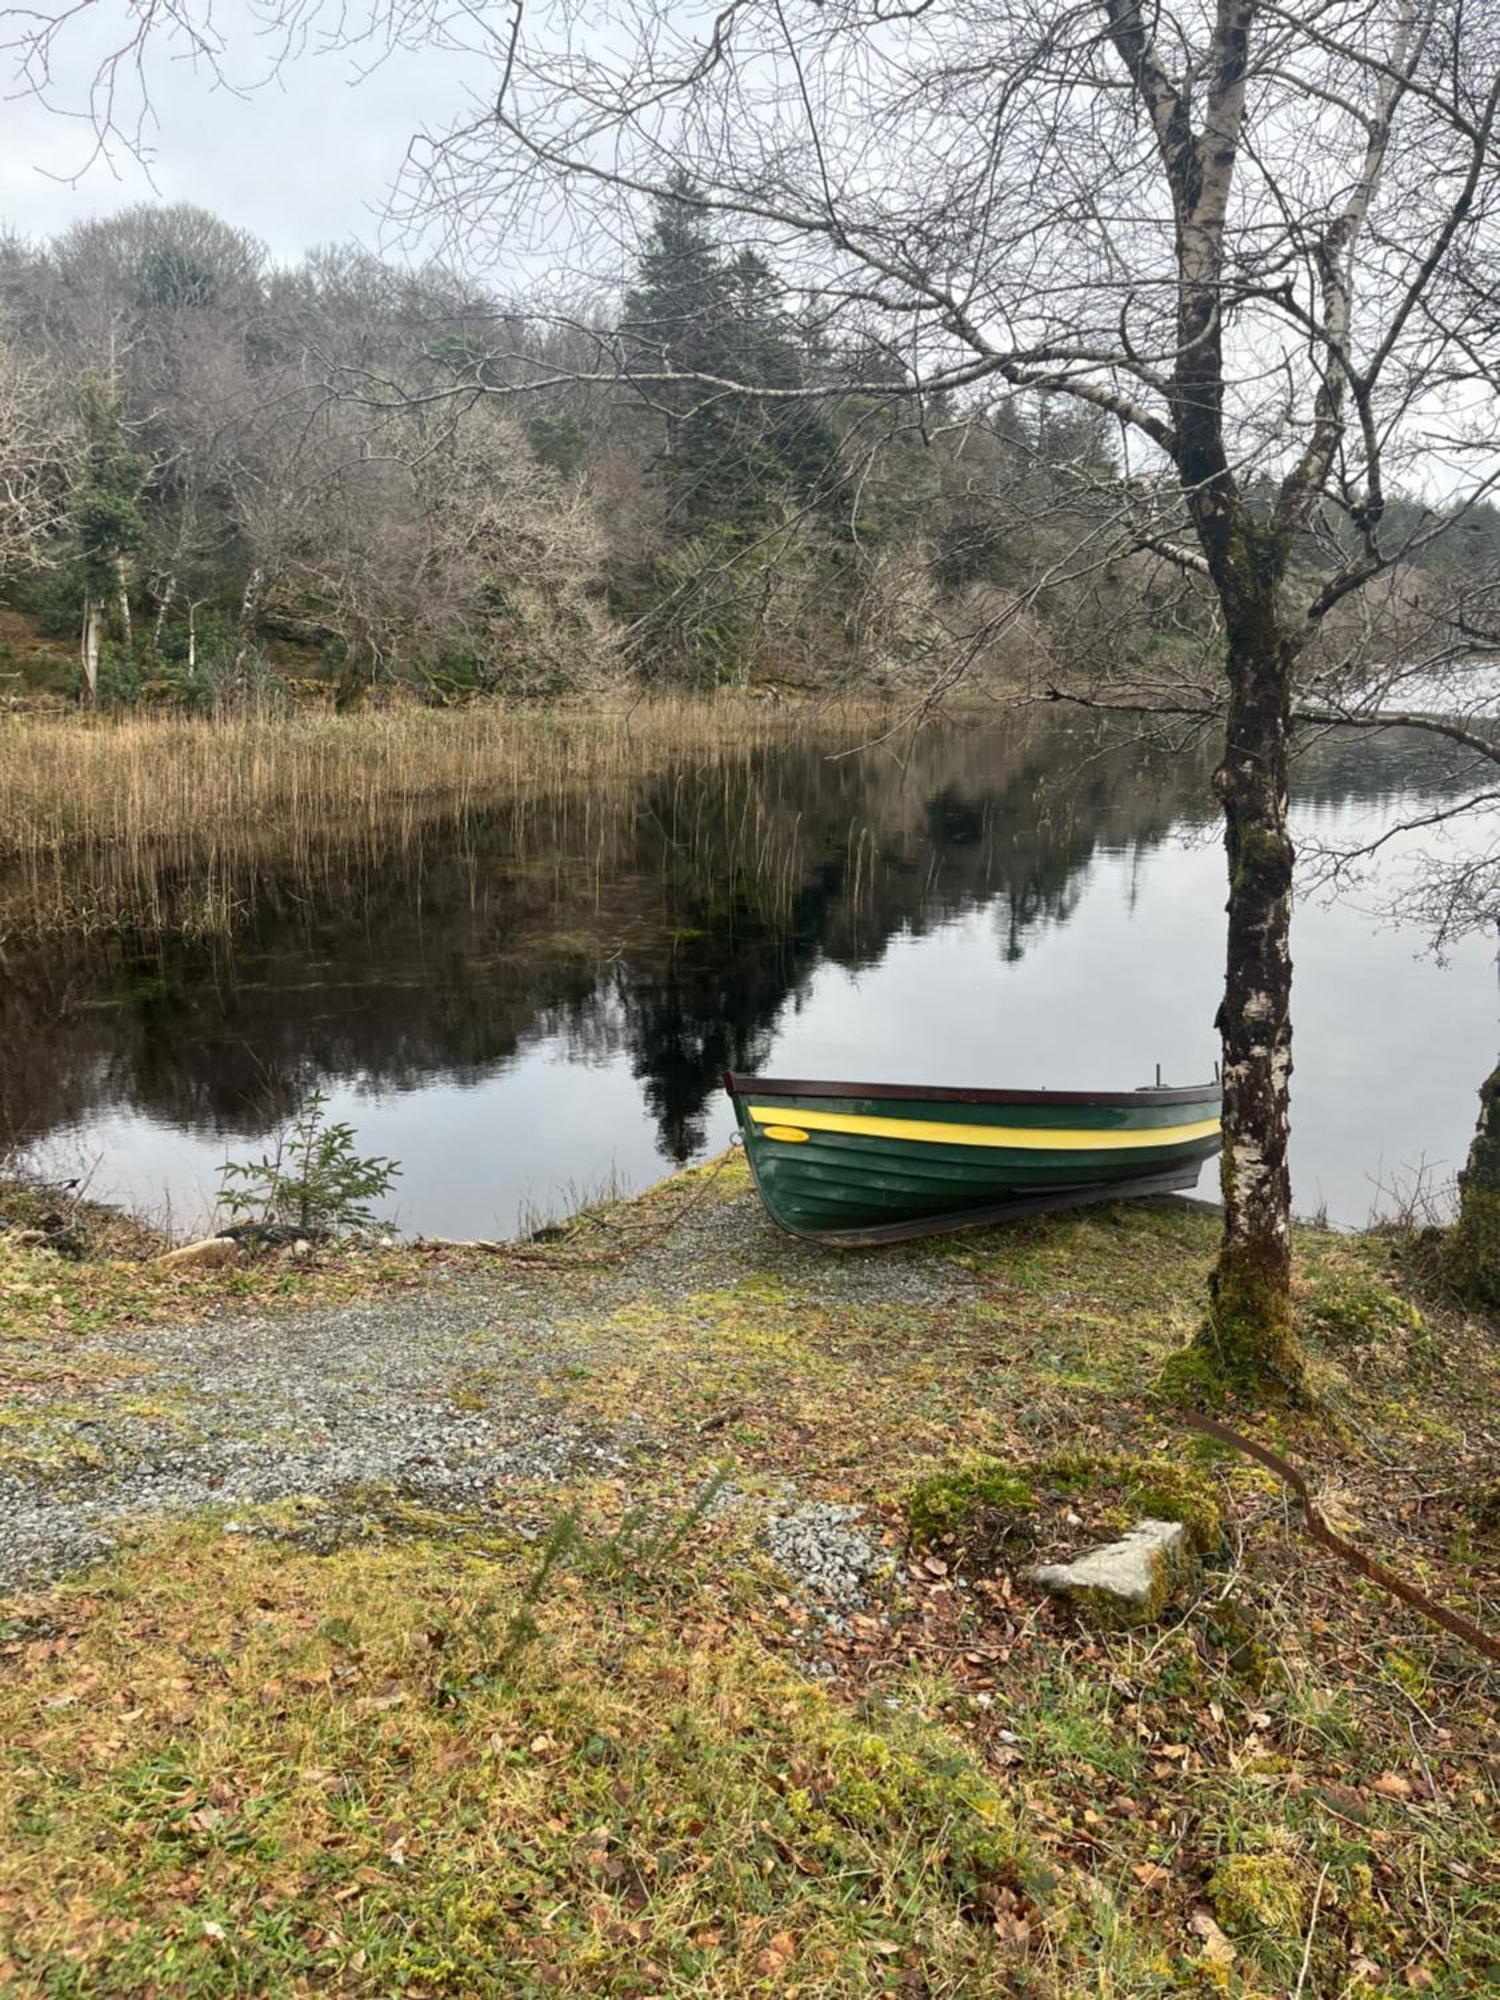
left=1028, top=1519, right=1191, bottom=1629
left=154, top=1235, right=239, bottom=1270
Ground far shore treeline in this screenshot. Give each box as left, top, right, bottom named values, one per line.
left=2, top=197, right=1496, bottom=712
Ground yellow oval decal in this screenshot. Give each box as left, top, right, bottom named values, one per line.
left=762, top=1124, right=810, bottom=1144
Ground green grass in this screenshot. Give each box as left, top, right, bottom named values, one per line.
left=0, top=1518, right=1026, bottom=1996
left=1, top=1166, right=1497, bottom=1994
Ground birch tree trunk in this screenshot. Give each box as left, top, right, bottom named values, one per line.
left=114, top=553, right=132, bottom=651
left=151, top=576, right=176, bottom=658
left=231, top=565, right=263, bottom=698
left=1108, top=1, right=1309, bottom=1395
left=1198, top=576, right=1306, bottom=1391
left=80, top=595, right=101, bottom=704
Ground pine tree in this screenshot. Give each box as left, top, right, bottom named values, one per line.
left=620, top=177, right=736, bottom=525
left=621, top=186, right=838, bottom=538
left=70, top=380, right=149, bottom=701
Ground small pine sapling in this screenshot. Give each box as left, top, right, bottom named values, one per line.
left=218, top=1090, right=401, bottom=1235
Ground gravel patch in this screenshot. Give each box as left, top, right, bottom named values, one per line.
left=0, top=1277, right=628, bottom=1589
left=621, top=1188, right=960, bottom=1310
left=1, top=1184, right=952, bottom=1592
left=764, top=1501, right=886, bottom=1609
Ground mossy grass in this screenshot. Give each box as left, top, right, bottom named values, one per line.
left=1156, top=1227, right=1430, bottom=1412
left=1, top=1164, right=1496, bottom=1992
left=905, top=1450, right=1223, bottom=1564
left=0, top=1518, right=1028, bottom=1994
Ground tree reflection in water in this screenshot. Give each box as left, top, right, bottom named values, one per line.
left=0, top=715, right=1484, bottom=1228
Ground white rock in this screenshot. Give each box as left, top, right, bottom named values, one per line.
left=1028, top=1519, right=1189, bottom=1627
left=154, top=1235, right=239, bottom=1270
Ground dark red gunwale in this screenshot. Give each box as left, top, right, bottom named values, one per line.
left=723, top=1071, right=1220, bottom=1109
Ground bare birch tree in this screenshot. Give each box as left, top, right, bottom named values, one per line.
left=441, top=0, right=1500, bottom=1394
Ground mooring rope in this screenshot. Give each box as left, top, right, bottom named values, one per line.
left=421, top=1139, right=742, bottom=1271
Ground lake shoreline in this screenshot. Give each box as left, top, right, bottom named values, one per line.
left=1, top=1149, right=1496, bottom=1989
left=4, top=700, right=1491, bottom=1243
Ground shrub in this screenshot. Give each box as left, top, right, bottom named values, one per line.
left=218, top=1090, right=401, bottom=1235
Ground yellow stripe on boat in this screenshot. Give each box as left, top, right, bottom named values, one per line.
left=747, top=1107, right=1221, bottom=1151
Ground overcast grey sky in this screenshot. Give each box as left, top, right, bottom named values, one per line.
left=2, top=11, right=478, bottom=262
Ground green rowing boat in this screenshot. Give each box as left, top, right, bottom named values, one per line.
left=723, top=1072, right=1222, bottom=1246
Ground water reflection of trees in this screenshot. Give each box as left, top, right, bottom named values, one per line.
left=0, top=719, right=1462, bottom=1165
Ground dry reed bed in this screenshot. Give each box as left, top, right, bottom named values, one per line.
left=0, top=701, right=847, bottom=859
left=0, top=700, right=877, bottom=936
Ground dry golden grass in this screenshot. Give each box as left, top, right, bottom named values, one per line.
left=0, top=700, right=836, bottom=857
left=0, top=697, right=883, bottom=936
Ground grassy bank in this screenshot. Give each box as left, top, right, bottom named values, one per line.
left=1, top=1165, right=1497, bottom=1995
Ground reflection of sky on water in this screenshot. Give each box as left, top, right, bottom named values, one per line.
left=33, top=797, right=1495, bottom=1239
left=45, top=1038, right=665, bottom=1243
left=1374, top=662, right=1500, bottom=718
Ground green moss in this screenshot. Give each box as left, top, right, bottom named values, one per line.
left=1202, top=1596, right=1279, bottom=1690
left=3, top=1159, right=1499, bottom=1994
left=0, top=1517, right=1029, bottom=1993
left=792, top=1718, right=1027, bottom=1901
left=1445, top=1188, right=1500, bottom=1311
left=905, top=1451, right=1222, bottom=1563
left=1232, top=821, right=1295, bottom=894
left=1163, top=1255, right=1308, bottom=1406
left=1383, top=1648, right=1430, bottom=1704
left=1448, top=1477, right=1500, bottom=1565
left=905, top=1459, right=1037, bottom=1546
left=1046, top=1449, right=1223, bottom=1551
left=1155, top=1341, right=1228, bottom=1407
left=1445, top=1060, right=1500, bottom=1309
left=1209, top=1850, right=1308, bottom=1942
left=1068, top=1566, right=1177, bottom=1633
left=1298, top=1263, right=1422, bottom=1349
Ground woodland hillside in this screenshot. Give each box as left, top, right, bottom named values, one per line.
left=4, top=197, right=1494, bottom=710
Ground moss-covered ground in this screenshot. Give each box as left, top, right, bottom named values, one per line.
left=1, top=1159, right=1497, bottom=1995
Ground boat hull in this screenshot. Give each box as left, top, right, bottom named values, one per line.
left=723, top=1074, right=1222, bottom=1246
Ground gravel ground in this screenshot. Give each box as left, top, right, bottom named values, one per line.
left=0, top=1275, right=627, bottom=1588
left=1, top=1185, right=958, bottom=1592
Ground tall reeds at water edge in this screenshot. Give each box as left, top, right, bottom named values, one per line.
left=0, top=700, right=885, bottom=938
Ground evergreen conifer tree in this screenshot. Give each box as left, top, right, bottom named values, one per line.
left=621, top=185, right=838, bottom=538
left=70, top=380, right=149, bottom=700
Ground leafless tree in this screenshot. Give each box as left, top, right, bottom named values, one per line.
left=440, top=0, right=1500, bottom=1394
left=0, top=335, right=71, bottom=585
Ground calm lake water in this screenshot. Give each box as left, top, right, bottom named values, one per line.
left=6, top=717, right=1494, bottom=1236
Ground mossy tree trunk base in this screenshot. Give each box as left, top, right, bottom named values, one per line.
left=1445, top=1060, right=1500, bottom=1312
left=1157, top=1261, right=1310, bottom=1405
